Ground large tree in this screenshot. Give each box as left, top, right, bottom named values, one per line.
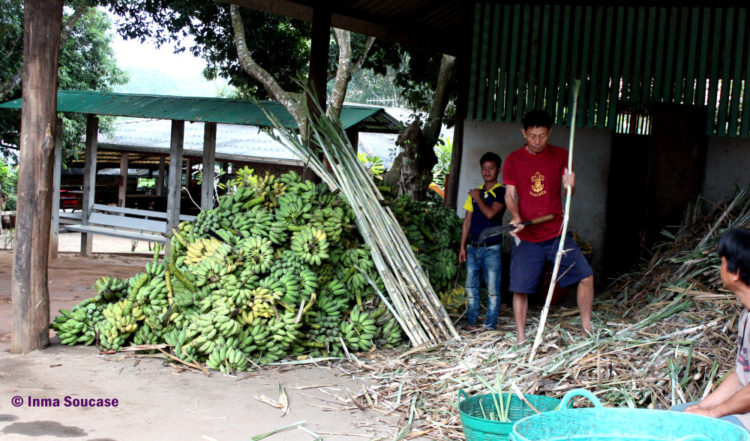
left=0, top=1, right=128, bottom=162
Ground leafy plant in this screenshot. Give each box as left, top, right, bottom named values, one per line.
left=357, top=152, right=385, bottom=178
left=0, top=159, right=17, bottom=211
left=432, top=136, right=452, bottom=187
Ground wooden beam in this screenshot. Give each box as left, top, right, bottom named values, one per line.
left=156, top=156, right=165, bottom=197
left=12, top=0, right=63, bottom=354
left=49, top=117, right=63, bottom=260
left=227, top=0, right=460, bottom=55
left=80, top=115, right=98, bottom=256
left=166, top=120, right=184, bottom=233
left=201, top=122, right=217, bottom=211
left=308, top=5, right=330, bottom=112
left=346, top=128, right=359, bottom=152
left=118, top=152, right=128, bottom=207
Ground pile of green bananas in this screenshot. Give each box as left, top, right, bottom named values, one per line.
left=50, top=169, right=462, bottom=373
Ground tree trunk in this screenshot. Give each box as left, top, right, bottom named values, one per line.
left=12, top=0, right=64, bottom=353
left=385, top=55, right=456, bottom=200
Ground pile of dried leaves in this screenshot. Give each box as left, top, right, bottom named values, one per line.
left=345, top=188, right=750, bottom=440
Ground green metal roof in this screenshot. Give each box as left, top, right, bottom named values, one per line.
left=0, top=90, right=402, bottom=132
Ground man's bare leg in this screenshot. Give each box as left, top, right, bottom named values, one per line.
left=577, top=275, right=594, bottom=336
left=513, top=292, right=528, bottom=343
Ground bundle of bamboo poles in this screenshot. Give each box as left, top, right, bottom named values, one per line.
left=263, top=102, right=459, bottom=347
left=335, top=188, right=750, bottom=440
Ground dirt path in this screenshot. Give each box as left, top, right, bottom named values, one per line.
left=0, top=248, right=407, bottom=441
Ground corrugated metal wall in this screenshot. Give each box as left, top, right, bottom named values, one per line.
left=468, top=4, right=750, bottom=137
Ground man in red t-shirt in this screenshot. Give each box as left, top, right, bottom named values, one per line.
left=503, top=110, right=594, bottom=344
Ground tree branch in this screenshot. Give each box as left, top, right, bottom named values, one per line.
left=422, top=54, right=455, bottom=144
left=327, top=28, right=352, bottom=120
left=351, top=36, right=376, bottom=77
left=229, top=4, right=302, bottom=124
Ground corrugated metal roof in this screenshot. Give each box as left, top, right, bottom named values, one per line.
left=0, top=90, right=402, bottom=132
left=467, top=4, right=750, bottom=138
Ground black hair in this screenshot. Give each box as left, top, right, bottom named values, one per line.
left=718, top=228, right=750, bottom=286
left=479, top=152, right=502, bottom=168
left=522, top=110, right=554, bottom=130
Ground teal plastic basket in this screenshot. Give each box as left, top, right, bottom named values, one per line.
left=510, top=389, right=750, bottom=441
left=458, top=389, right=561, bottom=441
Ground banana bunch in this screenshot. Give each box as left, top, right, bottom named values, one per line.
left=275, top=193, right=312, bottom=229
left=237, top=236, right=274, bottom=274
left=439, top=286, right=467, bottom=315
left=102, top=300, right=139, bottom=334
left=132, top=323, right=161, bottom=345
left=290, top=227, right=329, bottom=266
left=92, top=276, right=127, bottom=303
left=377, top=317, right=404, bottom=349
left=313, top=294, right=348, bottom=319
left=235, top=205, right=275, bottom=239
left=184, top=238, right=224, bottom=265
left=206, top=344, right=248, bottom=373
left=341, top=305, right=377, bottom=352
left=96, top=320, right=126, bottom=351
left=252, top=173, right=286, bottom=209
left=426, top=248, right=459, bottom=292
left=52, top=307, right=95, bottom=345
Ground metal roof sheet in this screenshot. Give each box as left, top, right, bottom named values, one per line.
left=0, top=90, right=402, bottom=132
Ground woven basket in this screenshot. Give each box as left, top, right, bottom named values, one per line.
left=458, top=390, right=561, bottom=441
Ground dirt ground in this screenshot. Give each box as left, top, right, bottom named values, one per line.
left=0, top=234, right=409, bottom=441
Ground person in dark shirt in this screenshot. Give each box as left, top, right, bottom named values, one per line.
left=458, top=152, right=506, bottom=330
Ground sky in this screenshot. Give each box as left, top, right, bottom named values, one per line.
left=106, top=10, right=228, bottom=97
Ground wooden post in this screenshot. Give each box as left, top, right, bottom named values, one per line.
left=346, top=128, right=359, bottom=152
left=166, top=120, right=184, bottom=233
left=303, top=5, right=330, bottom=182
left=201, top=122, right=217, bottom=211
left=12, top=0, right=64, bottom=353
left=118, top=152, right=128, bottom=207
left=49, top=117, right=63, bottom=260
left=156, top=156, right=165, bottom=197
left=80, top=115, right=98, bottom=256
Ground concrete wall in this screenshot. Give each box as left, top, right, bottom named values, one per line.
left=458, top=120, right=612, bottom=273
left=703, top=136, right=750, bottom=203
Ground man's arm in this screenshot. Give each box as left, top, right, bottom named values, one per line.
left=504, top=185, right=525, bottom=234
left=469, top=189, right=505, bottom=219
left=458, top=212, right=472, bottom=263
left=685, top=370, right=739, bottom=416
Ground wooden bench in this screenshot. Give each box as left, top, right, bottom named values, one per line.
left=61, top=204, right=196, bottom=243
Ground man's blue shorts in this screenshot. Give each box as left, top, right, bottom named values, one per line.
left=509, top=232, right=593, bottom=295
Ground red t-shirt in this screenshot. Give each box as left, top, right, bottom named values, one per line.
left=502, top=144, right=567, bottom=242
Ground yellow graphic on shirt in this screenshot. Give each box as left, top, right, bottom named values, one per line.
left=530, top=172, right=546, bottom=197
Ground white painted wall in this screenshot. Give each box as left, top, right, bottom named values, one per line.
left=458, top=120, right=613, bottom=273
left=703, top=136, right=750, bottom=203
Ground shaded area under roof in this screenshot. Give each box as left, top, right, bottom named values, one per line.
left=0, top=90, right=403, bottom=133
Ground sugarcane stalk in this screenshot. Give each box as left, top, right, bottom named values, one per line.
left=529, top=79, right=581, bottom=363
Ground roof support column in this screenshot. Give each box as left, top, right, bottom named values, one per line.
left=12, top=0, right=63, bottom=353
left=49, top=117, right=63, bottom=260
left=166, top=120, right=184, bottom=234
left=308, top=5, right=330, bottom=113
left=118, top=152, right=128, bottom=207
left=346, top=128, right=359, bottom=152
left=201, top=122, right=217, bottom=211
left=156, top=156, right=165, bottom=197
left=80, top=114, right=98, bottom=256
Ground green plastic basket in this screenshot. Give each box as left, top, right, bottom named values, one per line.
left=458, top=389, right=561, bottom=441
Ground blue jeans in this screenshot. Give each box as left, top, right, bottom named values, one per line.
left=465, top=243, right=501, bottom=329
left=670, top=401, right=746, bottom=430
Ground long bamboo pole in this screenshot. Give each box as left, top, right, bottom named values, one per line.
left=528, top=79, right=581, bottom=362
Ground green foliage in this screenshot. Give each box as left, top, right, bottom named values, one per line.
left=0, top=3, right=127, bottom=163
left=432, top=136, right=452, bottom=187
left=357, top=152, right=384, bottom=178
left=0, top=159, right=17, bottom=210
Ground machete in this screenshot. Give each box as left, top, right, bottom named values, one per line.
left=477, top=214, right=555, bottom=243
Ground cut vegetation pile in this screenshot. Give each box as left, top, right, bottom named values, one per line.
left=51, top=170, right=462, bottom=372
left=348, top=188, right=750, bottom=440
